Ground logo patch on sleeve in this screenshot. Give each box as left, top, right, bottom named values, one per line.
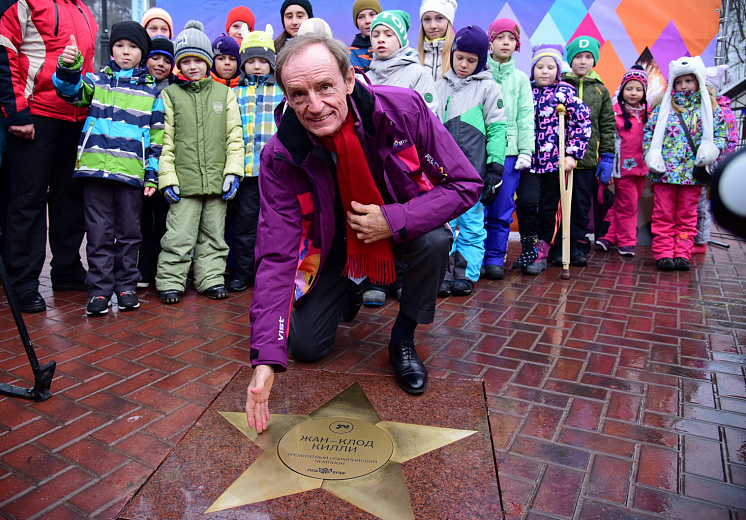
left=424, top=93, right=434, bottom=103
left=497, top=99, right=504, bottom=109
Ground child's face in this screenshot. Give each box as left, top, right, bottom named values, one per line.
left=622, top=80, right=645, bottom=106
left=356, top=9, right=377, bottom=38
left=180, top=56, right=208, bottom=81
left=492, top=31, right=517, bottom=62
left=112, top=39, right=142, bottom=70
left=674, top=74, right=698, bottom=92
left=421, top=11, right=449, bottom=40
left=145, top=18, right=171, bottom=38
left=453, top=50, right=479, bottom=78
left=283, top=6, right=308, bottom=37
left=571, top=51, right=594, bottom=77
left=533, top=56, right=557, bottom=87
left=372, top=27, right=400, bottom=59
left=214, top=54, right=238, bottom=80
left=228, top=21, right=244, bottom=41
left=146, top=54, right=173, bottom=81
left=243, top=57, right=271, bottom=76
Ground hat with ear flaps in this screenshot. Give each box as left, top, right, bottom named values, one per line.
left=645, top=55, right=718, bottom=174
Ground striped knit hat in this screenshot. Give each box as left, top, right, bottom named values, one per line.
left=531, top=43, right=563, bottom=82
left=174, top=20, right=213, bottom=68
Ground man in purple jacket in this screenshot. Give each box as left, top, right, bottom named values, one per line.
left=245, top=33, right=482, bottom=433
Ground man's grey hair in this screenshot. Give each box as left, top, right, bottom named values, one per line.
left=275, top=33, right=353, bottom=94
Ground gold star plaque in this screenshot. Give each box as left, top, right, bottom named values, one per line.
left=206, top=382, right=476, bottom=519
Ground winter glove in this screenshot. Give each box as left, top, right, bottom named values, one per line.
left=222, top=174, right=240, bottom=200
left=162, top=185, right=180, bottom=204
left=595, top=153, right=614, bottom=185
left=480, top=162, right=503, bottom=207
left=515, top=153, right=532, bottom=171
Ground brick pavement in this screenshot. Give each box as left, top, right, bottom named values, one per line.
left=1, top=235, right=745, bottom=519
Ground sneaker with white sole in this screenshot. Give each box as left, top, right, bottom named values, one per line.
left=117, top=291, right=140, bottom=311
left=618, top=246, right=635, bottom=257
left=87, top=296, right=110, bottom=316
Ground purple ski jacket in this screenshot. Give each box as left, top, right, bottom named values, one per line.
left=249, top=80, right=482, bottom=370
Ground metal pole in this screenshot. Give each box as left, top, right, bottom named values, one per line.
left=99, top=0, right=109, bottom=67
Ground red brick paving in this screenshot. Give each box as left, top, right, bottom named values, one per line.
left=1, top=235, right=745, bottom=519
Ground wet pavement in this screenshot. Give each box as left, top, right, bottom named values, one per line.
left=1, top=233, right=745, bottom=519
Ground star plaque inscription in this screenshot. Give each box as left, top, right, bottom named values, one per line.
left=206, top=382, right=476, bottom=519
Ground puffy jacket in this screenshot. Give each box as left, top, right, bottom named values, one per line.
left=487, top=55, right=534, bottom=157
left=249, top=81, right=482, bottom=369
left=561, top=71, right=615, bottom=169
left=435, top=68, right=507, bottom=175
left=0, top=0, right=97, bottom=125
left=643, top=91, right=727, bottom=185
left=367, top=46, right=438, bottom=113
left=531, top=81, right=591, bottom=174
left=349, top=33, right=374, bottom=72
left=53, top=56, right=164, bottom=188
left=421, top=37, right=446, bottom=80
left=612, top=101, right=648, bottom=178
left=159, top=77, right=243, bottom=195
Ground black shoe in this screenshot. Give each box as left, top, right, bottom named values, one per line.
left=656, top=258, right=675, bottom=271
left=549, top=249, right=563, bottom=267
left=342, top=284, right=365, bottom=323
left=205, top=284, right=228, bottom=300
left=227, top=277, right=250, bottom=292
left=52, top=281, right=88, bottom=291
left=674, top=257, right=691, bottom=271
left=438, top=280, right=452, bottom=297
left=159, top=290, right=183, bottom=304
left=117, top=291, right=140, bottom=311
left=451, top=279, right=474, bottom=296
left=17, top=290, right=46, bottom=313
left=388, top=340, right=428, bottom=394
left=86, top=295, right=110, bottom=316
left=484, top=264, right=504, bottom=280
left=570, top=251, right=588, bottom=267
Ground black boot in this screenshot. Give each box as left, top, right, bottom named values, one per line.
left=512, top=236, right=538, bottom=270
left=389, top=339, right=428, bottom=394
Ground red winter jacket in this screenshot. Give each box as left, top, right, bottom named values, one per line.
left=0, top=0, right=97, bottom=125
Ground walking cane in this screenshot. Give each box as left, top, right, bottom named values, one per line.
left=557, top=104, right=573, bottom=280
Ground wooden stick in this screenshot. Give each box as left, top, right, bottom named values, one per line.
left=557, top=103, right=572, bottom=280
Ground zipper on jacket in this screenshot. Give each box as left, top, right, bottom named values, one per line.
left=77, top=119, right=95, bottom=168
left=73, top=0, right=93, bottom=35
left=141, top=136, right=147, bottom=172
left=53, top=0, right=59, bottom=36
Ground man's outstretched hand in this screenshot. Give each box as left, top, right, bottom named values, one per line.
left=245, top=364, right=274, bottom=433
left=346, top=201, right=392, bottom=243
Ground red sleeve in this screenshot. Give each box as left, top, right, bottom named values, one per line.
left=0, top=0, right=33, bottom=125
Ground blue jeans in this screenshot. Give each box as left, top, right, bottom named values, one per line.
left=484, top=156, right=520, bottom=266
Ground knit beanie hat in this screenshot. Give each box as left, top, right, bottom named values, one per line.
left=239, top=26, right=277, bottom=71
left=141, top=7, right=174, bottom=39
left=646, top=56, right=717, bottom=174
left=451, top=25, right=489, bottom=75
left=148, top=35, right=175, bottom=64
left=110, top=21, right=151, bottom=61
left=352, top=0, right=382, bottom=26
left=298, top=18, right=333, bottom=38
left=419, top=0, right=457, bottom=26
left=281, top=0, right=314, bottom=21
left=487, top=18, right=520, bottom=52
left=566, top=36, right=600, bottom=66
left=371, top=10, right=411, bottom=48
left=226, top=6, right=255, bottom=32
left=174, top=20, right=213, bottom=68
left=531, top=43, right=563, bottom=82
left=620, top=63, right=648, bottom=91
left=212, top=34, right=241, bottom=61
left=705, top=64, right=729, bottom=92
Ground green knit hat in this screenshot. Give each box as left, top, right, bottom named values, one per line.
left=371, top=10, right=411, bottom=48
left=566, top=36, right=600, bottom=66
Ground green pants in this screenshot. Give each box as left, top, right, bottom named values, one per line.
left=156, top=195, right=228, bottom=292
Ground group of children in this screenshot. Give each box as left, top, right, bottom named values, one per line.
left=49, top=0, right=738, bottom=316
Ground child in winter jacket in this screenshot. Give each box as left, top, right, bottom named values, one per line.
left=227, top=27, right=285, bottom=292
left=368, top=10, right=438, bottom=113
left=417, top=0, right=457, bottom=80
left=53, top=21, right=164, bottom=316
left=558, top=36, right=616, bottom=267
left=482, top=18, right=535, bottom=280
left=156, top=21, right=244, bottom=303
left=513, top=44, right=591, bottom=275
left=595, top=65, right=650, bottom=257
left=210, top=35, right=241, bottom=88
left=349, top=0, right=382, bottom=71
left=435, top=25, right=506, bottom=296
left=644, top=56, right=727, bottom=271
left=225, top=6, right=255, bottom=44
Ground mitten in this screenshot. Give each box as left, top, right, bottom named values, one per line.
left=163, top=185, right=180, bottom=204
left=222, top=174, right=240, bottom=200
left=480, top=162, right=503, bottom=207
left=515, top=153, right=532, bottom=171
left=696, top=142, right=720, bottom=167
left=645, top=149, right=665, bottom=174
left=595, top=153, right=614, bottom=184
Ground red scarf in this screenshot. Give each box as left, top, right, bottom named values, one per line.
left=321, top=115, right=395, bottom=285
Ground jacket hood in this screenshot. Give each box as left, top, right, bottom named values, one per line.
left=564, top=69, right=604, bottom=84
left=369, top=47, right=421, bottom=74
left=176, top=76, right=214, bottom=91
left=352, top=33, right=371, bottom=48
left=103, top=61, right=154, bottom=84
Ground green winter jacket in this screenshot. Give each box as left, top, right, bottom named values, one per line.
left=561, top=70, right=615, bottom=169
left=488, top=55, right=535, bottom=157
left=159, top=78, right=243, bottom=196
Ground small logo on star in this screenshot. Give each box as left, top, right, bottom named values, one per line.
left=329, top=421, right=354, bottom=434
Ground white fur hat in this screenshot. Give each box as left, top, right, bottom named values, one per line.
left=420, top=0, right=457, bottom=26
left=645, top=56, right=718, bottom=173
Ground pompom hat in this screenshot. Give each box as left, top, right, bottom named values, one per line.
left=174, top=20, right=213, bottom=68
left=487, top=18, right=520, bottom=52
left=620, top=63, right=648, bottom=91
